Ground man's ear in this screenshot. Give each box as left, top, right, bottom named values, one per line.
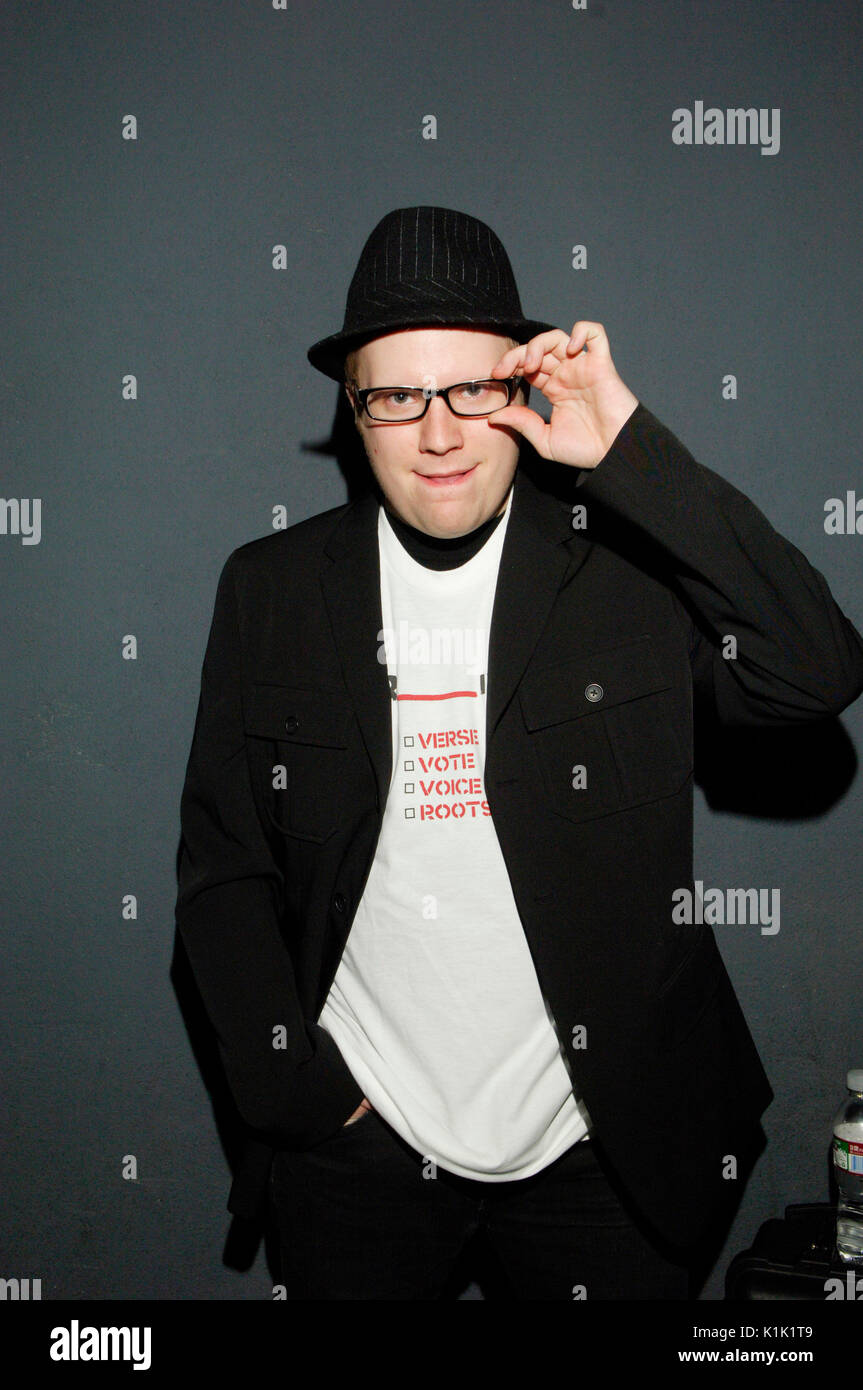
left=344, top=382, right=363, bottom=433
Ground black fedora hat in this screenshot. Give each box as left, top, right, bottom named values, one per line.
left=307, top=205, right=558, bottom=382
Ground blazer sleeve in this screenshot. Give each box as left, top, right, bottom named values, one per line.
left=577, top=403, right=863, bottom=726
left=175, top=552, right=366, bottom=1147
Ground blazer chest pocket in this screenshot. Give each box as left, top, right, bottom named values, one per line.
left=518, top=636, right=692, bottom=826
left=243, top=683, right=353, bottom=843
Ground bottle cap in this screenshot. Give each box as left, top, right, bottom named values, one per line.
left=847, top=1069, right=863, bottom=1092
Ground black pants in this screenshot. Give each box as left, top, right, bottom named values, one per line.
left=269, top=1109, right=691, bottom=1300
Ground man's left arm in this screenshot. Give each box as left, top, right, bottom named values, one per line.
left=494, top=321, right=863, bottom=726
left=578, top=402, right=863, bottom=726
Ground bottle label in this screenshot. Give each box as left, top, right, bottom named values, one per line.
left=833, top=1138, right=863, bottom=1174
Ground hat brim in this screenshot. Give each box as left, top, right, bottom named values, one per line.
left=307, top=315, right=561, bottom=383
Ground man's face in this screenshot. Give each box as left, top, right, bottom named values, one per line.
left=346, top=327, right=522, bottom=538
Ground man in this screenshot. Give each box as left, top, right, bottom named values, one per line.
left=176, top=206, right=863, bottom=1299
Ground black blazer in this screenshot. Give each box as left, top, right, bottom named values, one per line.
left=175, top=403, right=863, bottom=1249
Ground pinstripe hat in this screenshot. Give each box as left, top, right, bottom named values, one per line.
left=307, top=206, right=557, bottom=381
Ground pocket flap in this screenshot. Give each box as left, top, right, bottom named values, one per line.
left=519, top=635, right=671, bottom=731
left=244, top=683, right=352, bottom=747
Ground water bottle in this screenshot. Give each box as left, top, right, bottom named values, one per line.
left=832, top=1068, right=863, bottom=1265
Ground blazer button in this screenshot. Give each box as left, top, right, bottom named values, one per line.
left=285, top=714, right=299, bottom=732
left=585, top=682, right=604, bottom=703
left=333, top=892, right=347, bottom=913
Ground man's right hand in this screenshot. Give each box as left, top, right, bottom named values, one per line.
left=343, top=1098, right=374, bottom=1126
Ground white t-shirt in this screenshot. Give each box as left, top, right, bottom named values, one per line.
left=318, top=486, right=590, bottom=1178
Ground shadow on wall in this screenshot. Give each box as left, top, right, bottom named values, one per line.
left=299, top=383, right=380, bottom=504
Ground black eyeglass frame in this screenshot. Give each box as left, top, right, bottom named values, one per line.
left=347, top=375, right=525, bottom=422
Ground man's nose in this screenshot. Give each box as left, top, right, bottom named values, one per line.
left=418, top=394, right=464, bottom=452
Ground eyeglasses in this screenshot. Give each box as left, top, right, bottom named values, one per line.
left=349, top=376, right=524, bottom=422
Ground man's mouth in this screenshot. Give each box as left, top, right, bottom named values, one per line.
left=415, top=464, right=478, bottom=486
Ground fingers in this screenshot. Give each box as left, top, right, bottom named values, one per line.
left=488, top=401, right=549, bottom=456
left=564, top=321, right=608, bottom=354
left=492, top=322, right=609, bottom=378
left=491, top=332, right=564, bottom=380
left=492, top=330, right=565, bottom=377
left=522, top=329, right=571, bottom=374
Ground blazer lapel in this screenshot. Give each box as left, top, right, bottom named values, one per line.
left=319, top=465, right=595, bottom=807
left=320, top=489, right=393, bottom=811
left=486, top=465, right=593, bottom=743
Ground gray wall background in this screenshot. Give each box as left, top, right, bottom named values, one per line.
left=2, top=0, right=861, bottom=1300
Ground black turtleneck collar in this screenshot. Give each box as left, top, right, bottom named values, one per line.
left=383, top=492, right=510, bottom=570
